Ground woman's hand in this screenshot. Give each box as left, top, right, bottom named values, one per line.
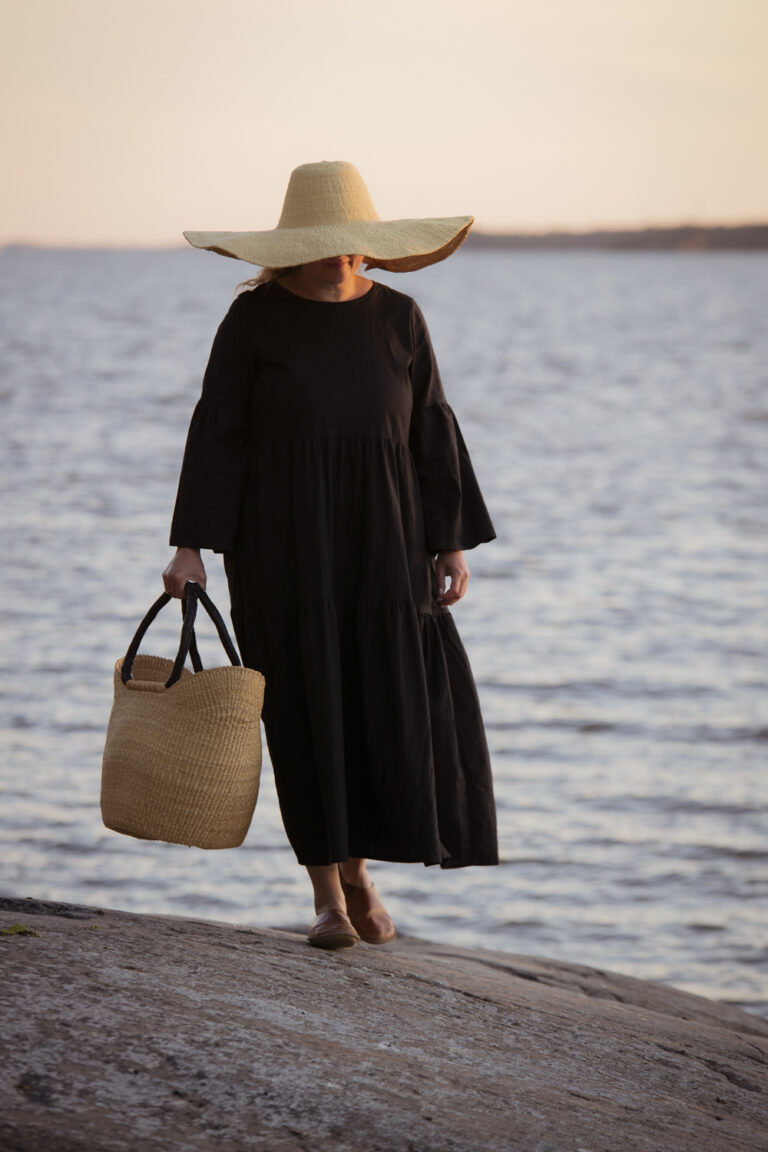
left=435, top=549, right=469, bottom=606
left=162, top=548, right=207, bottom=599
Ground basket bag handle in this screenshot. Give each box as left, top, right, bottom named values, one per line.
left=121, top=580, right=242, bottom=689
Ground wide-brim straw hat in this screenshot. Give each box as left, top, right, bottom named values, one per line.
left=183, top=160, right=473, bottom=273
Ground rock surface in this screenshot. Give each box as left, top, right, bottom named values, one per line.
left=1, top=896, right=767, bottom=1152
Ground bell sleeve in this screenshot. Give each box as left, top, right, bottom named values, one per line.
left=169, top=295, right=255, bottom=554
left=408, top=302, right=497, bottom=554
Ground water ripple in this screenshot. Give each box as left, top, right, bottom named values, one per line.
left=1, top=246, right=767, bottom=1017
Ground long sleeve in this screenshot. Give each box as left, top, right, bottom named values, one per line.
left=408, top=302, right=497, bottom=553
left=169, top=294, right=256, bottom=553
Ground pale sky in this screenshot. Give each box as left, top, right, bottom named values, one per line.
left=1, top=0, right=766, bottom=245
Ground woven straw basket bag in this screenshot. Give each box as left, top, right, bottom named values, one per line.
left=101, top=581, right=265, bottom=849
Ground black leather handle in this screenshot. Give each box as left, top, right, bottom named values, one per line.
left=121, top=581, right=241, bottom=688
left=186, top=601, right=203, bottom=675
left=165, top=584, right=201, bottom=687
left=121, top=591, right=173, bottom=685
left=189, top=582, right=242, bottom=669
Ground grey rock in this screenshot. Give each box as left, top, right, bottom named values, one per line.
left=1, top=896, right=766, bottom=1151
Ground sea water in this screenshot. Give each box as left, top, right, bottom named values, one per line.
left=1, top=245, right=766, bottom=1016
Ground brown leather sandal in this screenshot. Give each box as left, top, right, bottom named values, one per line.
left=307, top=907, right=359, bottom=950
left=338, top=866, right=397, bottom=944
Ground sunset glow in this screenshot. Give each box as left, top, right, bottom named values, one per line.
left=1, top=0, right=766, bottom=245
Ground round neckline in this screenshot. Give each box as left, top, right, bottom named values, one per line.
left=271, top=278, right=379, bottom=306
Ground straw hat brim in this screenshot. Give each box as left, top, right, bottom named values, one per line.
left=182, top=216, right=473, bottom=273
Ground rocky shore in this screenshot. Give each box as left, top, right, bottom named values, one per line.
left=1, top=896, right=766, bottom=1151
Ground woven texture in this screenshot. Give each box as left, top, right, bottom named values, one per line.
left=183, top=160, right=473, bottom=272
left=101, top=653, right=265, bottom=849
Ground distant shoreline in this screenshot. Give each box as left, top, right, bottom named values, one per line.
left=465, top=222, right=768, bottom=250
left=2, top=222, right=768, bottom=253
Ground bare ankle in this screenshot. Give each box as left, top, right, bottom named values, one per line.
left=306, top=862, right=346, bottom=915
left=314, top=900, right=346, bottom=916
left=339, top=858, right=372, bottom=887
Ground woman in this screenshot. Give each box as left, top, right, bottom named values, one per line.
left=163, top=161, right=498, bottom=951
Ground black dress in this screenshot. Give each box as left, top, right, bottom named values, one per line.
left=170, top=278, right=498, bottom=868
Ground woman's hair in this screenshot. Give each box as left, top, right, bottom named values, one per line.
left=235, top=266, right=299, bottom=294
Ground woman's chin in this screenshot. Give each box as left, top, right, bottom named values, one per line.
left=321, top=267, right=351, bottom=283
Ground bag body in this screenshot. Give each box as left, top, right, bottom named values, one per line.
left=101, top=582, right=265, bottom=849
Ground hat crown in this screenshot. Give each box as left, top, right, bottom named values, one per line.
left=277, top=161, right=381, bottom=230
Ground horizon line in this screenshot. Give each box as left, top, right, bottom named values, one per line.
left=2, top=219, right=768, bottom=252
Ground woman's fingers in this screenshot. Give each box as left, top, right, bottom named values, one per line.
left=170, top=572, right=207, bottom=598
left=163, top=572, right=186, bottom=599
left=435, top=553, right=470, bottom=605
left=162, top=552, right=207, bottom=598
left=439, top=575, right=467, bottom=605
left=169, top=574, right=191, bottom=598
